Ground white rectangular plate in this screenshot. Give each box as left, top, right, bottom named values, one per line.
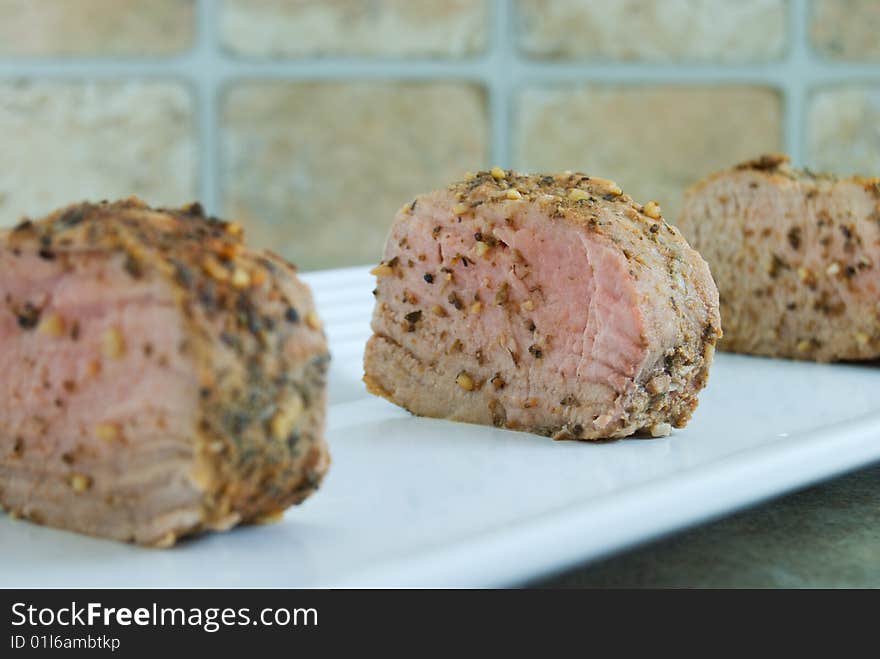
left=2, top=265, right=880, bottom=588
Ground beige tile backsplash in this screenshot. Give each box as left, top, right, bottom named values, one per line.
left=516, top=85, right=783, bottom=222
left=517, top=0, right=789, bottom=63
left=808, top=87, right=880, bottom=176
left=811, top=0, right=880, bottom=61
left=220, top=0, right=490, bottom=58
left=0, top=0, right=877, bottom=270
left=0, top=81, right=197, bottom=221
left=222, top=81, right=487, bottom=269
left=0, top=0, right=196, bottom=57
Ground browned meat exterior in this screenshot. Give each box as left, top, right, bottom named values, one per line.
left=0, top=198, right=329, bottom=546
left=363, top=169, right=721, bottom=441
left=678, top=154, right=880, bottom=362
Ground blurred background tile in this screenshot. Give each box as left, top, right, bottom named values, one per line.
left=515, top=85, right=783, bottom=222
left=808, top=86, right=880, bottom=176
left=516, top=0, right=788, bottom=62
left=0, top=81, right=197, bottom=223
left=221, top=81, right=488, bottom=269
left=0, top=0, right=195, bottom=57
left=221, top=0, right=490, bottom=58
left=811, top=0, right=880, bottom=61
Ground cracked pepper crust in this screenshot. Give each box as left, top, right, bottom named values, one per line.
left=364, top=169, right=721, bottom=441
left=679, top=153, right=880, bottom=362
left=0, top=198, right=330, bottom=546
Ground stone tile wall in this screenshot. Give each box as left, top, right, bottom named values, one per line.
left=0, top=0, right=876, bottom=269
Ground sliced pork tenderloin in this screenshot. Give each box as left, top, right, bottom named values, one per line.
left=678, top=154, right=880, bottom=362
left=364, top=169, right=721, bottom=441
left=0, top=198, right=329, bottom=546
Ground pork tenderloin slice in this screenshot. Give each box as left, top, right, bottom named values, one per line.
left=0, top=198, right=330, bottom=546
left=678, top=153, right=880, bottom=362
left=364, top=170, right=721, bottom=440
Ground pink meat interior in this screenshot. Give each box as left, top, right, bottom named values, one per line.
left=0, top=249, right=201, bottom=539
left=376, top=192, right=647, bottom=427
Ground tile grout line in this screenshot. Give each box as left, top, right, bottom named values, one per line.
left=488, top=0, right=512, bottom=167
left=194, top=0, right=221, bottom=215
left=4, top=55, right=878, bottom=81
left=785, top=0, right=811, bottom=165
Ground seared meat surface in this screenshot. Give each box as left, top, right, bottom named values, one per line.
left=678, top=154, right=880, bottom=362
left=0, top=198, right=329, bottom=546
left=364, top=169, right=721, bottom=440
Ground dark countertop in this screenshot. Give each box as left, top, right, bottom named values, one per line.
left=534, top=462, right=880, bottom=588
